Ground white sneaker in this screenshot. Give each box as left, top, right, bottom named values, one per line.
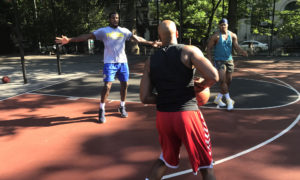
left=226, top=99, right=235, bottom=111
left=214, top=96, right=226, bottom=107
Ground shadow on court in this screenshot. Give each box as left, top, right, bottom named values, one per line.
left=0, top=55, right=299, bottom=180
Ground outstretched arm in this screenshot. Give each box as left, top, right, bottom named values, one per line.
left=130, top=35, right=162, bottom=47
left=231, top=32, right=248, bottom=57
left=55, top=33, right=95, bottom=45
left=140, top=58, right=157, bottom=104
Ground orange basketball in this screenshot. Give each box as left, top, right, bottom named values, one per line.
left=195, top=87, right=210, bottom=106
left=194, top=77, right=210, bottom=106
left=2, top=76, right=10, bottom=83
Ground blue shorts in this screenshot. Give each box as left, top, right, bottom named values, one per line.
left=103, top=63, right=129, bottom=82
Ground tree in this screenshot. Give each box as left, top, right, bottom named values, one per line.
left=278, top=1, right=300, bottom=46
left=0, top=0, right=107, bottom=53
left=148, top=0, right=225, bottom=48
left=227, top=0, right=237, bottom=32
left=250, top=0, right=274, bottom=37
left=205, top=0, right=223, bottom=40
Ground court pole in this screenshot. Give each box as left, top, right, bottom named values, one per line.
left=56, top=44, right=62, bottom=74
left=51, top=0, right=62, bottom=75
left=12, top=0, right=28, bottom=84
left=269, top=0, right=276, bottom=56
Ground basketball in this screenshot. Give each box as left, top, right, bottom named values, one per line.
left=2, top=76, right=10, bottom=83
left=195, top=87, right=210, bottom=106
left=194, top=77, right=210, bottom=106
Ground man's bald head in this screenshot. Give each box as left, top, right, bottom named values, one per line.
left=158, top=20, right=178, bottom=45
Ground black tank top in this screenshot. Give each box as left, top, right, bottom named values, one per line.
left=150, top=44, right=198, bottom=112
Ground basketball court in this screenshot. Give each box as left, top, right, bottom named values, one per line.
left=0, top=55, right=299, bottom=180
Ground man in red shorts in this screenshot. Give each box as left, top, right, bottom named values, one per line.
left=140, top=20, right=218, bottom=180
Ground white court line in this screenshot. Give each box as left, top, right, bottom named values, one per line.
left=2, top=70, right=300, bottom=179
left=28, top=92, right=98, bottom=100
left=0, top=72, right=143, bottom=102
left=202, top=76, right=300, bottom=110
left=162, top=113, right=300, bottom=179
left=0, top=74, right=87, bottom=102
left=27, top=92, right=142, bottom=103
left=27, top=76, right=300, bottom=107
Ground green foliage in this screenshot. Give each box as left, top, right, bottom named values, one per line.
left=1, top=0, right=107, bottom=50
left=148, top=0, right=227, bottom=44
left=243, top=0, right=279, bottom=37
left=159, top=1, right=180, bottom=23
left=0, top=0, right=13, bottom=25
left=237, top=0, right=251, bottom=19
left=278, top=0, right=300, bottom=42
left=2, top=0, right=296, bottom=52
left=278, top=9, right=300, bottom=40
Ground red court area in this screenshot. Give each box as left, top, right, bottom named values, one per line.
left=0, top=57, right=300, bottom=180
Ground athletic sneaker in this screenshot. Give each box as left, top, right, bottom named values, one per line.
left=214, top=96, right=226, bottom=107
left=226, top=99, right=235, bottom=111
left=118, top=106, right=128, bottom=118
left=98, top=109, right=106, bottom=123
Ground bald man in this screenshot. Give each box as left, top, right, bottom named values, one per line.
left=140, top=20, right=218, bottom=180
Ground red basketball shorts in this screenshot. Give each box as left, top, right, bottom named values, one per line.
left=156, top=110, right=213, bottom=174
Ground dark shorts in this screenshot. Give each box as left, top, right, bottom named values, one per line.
left=214, top=60, right=234, bottom=73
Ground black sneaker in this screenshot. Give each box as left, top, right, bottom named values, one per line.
left=118, top=106, right=128, bottom=118
left=98, top=109, right=106, bottom=123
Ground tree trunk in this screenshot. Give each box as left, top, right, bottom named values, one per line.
left=201, top=0, right=222, bottom=50
left=227, top=0, right=238, bottom=33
